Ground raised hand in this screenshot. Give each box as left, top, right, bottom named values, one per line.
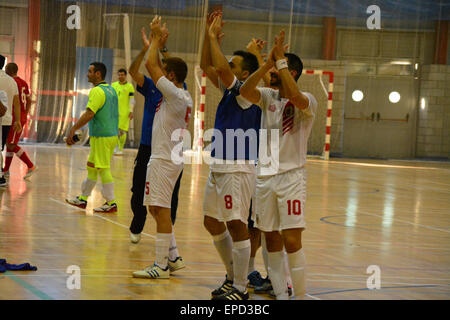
left=246, top=38, right=267, bottom=56
left=208, top=14, right=224, bottom=40
left=272, top=29, right=286, bottom=61
left=150, top=15, right=162, bottom=38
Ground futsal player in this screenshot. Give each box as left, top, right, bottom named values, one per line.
left=240, top=30, right=318, bottom=300
left=65, top=62, right=120, bottom=213
left=3, top=63, right=36, bottom=179
left=200, top=12, right=261, bottom=300
left=132, top=16, right=192, bottom=280
left=112, top=68, right=135, bottom=155
left=127, top=26, right=183, bottom=244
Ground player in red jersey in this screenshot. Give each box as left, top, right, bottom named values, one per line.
left=3, top=63, right=37, bottom=179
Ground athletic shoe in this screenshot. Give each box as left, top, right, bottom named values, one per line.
left=24, top=165, right=38, bottom=179
left=253, top=278, right=272, bottom=293
left=132, top=263, right=170, bottom=279
left=211, top=277, right=233, bottom=299
left=93, top=202, right=118, bottom=213
left=269, top=285, right=293, bottom=298
left=0, top=176, right=7, bottom=187
left=65, top=196, right=87, bottom=209
left=168, top=256, right=185, bottom=273
left=214, top=286, right=249, bottom=301
left=247, top=270, right=265, bottom=288
left=130, top=232, right=141, bottom=244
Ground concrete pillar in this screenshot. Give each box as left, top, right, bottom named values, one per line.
left=322, top=17, right=336, bottom=60
left=433, top=20, right=448, bottom=65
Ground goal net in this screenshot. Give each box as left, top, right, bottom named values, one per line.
left=190, top=67, right=334, bottom=160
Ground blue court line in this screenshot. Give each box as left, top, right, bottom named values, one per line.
left=311, top=285, right=438, bottom=296
left=4, top=271, right=53, bottom=300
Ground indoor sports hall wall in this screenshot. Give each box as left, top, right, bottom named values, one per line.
left=0, top=0, right=449, bottom=159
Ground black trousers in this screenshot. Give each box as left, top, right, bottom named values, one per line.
left=2, top=125, right=10, bottom=151
left=129, top=144, right=183, bottom=234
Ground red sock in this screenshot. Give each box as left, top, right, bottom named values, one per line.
left=14, top=146, right=34, bottom=169
left=3, top=147, right=14, bottom=172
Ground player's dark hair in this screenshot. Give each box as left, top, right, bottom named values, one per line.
left=162, top=57, right=188, bottom=83
left=90, top=62, right=107, bottom=79
left=118, top=68, right=127, bottom=75
left=5, top=63, right=18, bottom=75
left=285, top=53, right=303, bottom=81
left=0, top=55, right=5, bottom=69
left=233, top=50, right=259, bottom=75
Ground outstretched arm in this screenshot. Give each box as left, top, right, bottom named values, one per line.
left=208, top=14, right=235, bottom=88
left=240, top=55, right=274, bottom=105
left=129, top=27, right=150, bottom=88
left=271, top=30, right=309, bottom=110
left=200, top=11, right=221, bottom=88
left=145, top=16, right=166, bottom=84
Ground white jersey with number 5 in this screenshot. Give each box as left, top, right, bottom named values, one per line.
left=256, top=87, right=317, bottom=176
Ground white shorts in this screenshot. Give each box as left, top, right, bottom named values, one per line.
left=254, top=167, right=307, bottom=232
left=143, top=158, right=183, bottom=208
left=203, top=171, right=256, bottom=224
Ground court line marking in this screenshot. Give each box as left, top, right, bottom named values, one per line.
left=93, top=213, right=156, bottom=239
left=49, top=197, right=84, bottom=211
left=47, top=197, right=156, bottom=239
left=4, top=271, right=53, bottom=300
left=329, top=208, right=450, bottom=234
left=305, top=294, right=321, bottom=300
left=13, top=268, right=450, bottom=282
left=311, top=285, right=439, bottom=297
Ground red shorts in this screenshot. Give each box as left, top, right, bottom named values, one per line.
left=6, top=119, right=26, bottom=145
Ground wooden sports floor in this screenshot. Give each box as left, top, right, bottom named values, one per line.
left=0, top=144, right=449, bottom=300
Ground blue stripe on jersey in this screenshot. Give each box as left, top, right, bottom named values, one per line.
left=211, top=79, right=261, bottom=160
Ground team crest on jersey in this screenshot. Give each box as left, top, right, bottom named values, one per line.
left=268, top=104, right=276, bottom=112
left=282, top=102, right=295, bottom=135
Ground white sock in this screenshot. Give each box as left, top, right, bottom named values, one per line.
left=267, top=251, right=289, bottom=300
left=248, top=257, right=255, bottom=274
left=232, top=239, right=251, bottom=293
left=81, top=178, right=96, bottom=197
left=212, top=230, right=234, bottom=281
left=287, top=248, right=306, bottom=300
left=261, top=234, right=269, bottom=277
left=283, top=250, right=293, bottom=288
left=169, top=231, right=179, bottom=261
left=155, top=232, right=171, bottom=269
left=101, top=182, right=115, bottom=202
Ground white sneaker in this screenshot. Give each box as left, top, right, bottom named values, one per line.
left=24, top=166, right=38, bottom=179
left=132, top=263, right=170, bottom=279
left=130, top=233, right=141, bottom=244
left=93, top=202, right=118, bottom=213
left=168, top=257, right=186, bottom=273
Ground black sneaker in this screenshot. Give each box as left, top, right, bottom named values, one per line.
left=247, top=270, right=265, bottom=288
left=215, top=286, right=249, bottom=301
left=254, top=278, right=272, bottom=293
left=211, top=277, right=233, bottom=299
left=0, top=176, right=7, bottom=187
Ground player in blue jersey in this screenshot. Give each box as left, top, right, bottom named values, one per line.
left=127, top=26, right=183, bottom=249
left=201, top=11, right=263, bottom=301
